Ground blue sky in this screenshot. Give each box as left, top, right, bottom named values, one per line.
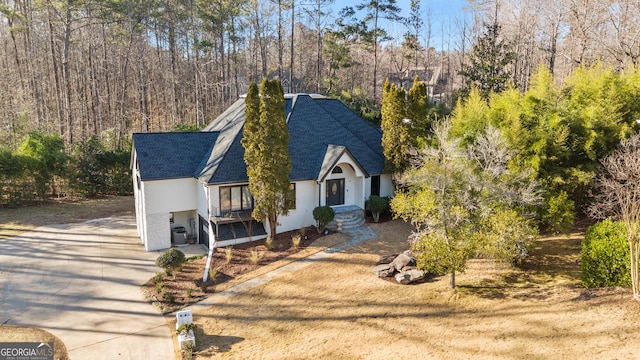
left=329, top=0, right=470, bottom=49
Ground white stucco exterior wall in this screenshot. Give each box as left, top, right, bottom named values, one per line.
left=277, top=180, right=318, bottom=232
left=139, top=178, right=199, bottom=251
left=380, top=174, right=394, bottom=197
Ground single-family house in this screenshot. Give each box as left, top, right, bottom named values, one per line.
left=131, top=93, right=393, bottom=251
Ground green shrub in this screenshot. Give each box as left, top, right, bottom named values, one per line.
left=176, top=323, right=198, bottom=335
left=313, top=206, right=335, bottom=233
left=475, top=209, right=538, bottom=264
left=581, top=219, right=630, bottom=288
left=543, top=191, right=575, bottom=235
left=155, top=248, right=186, bottom=277
left=366, top=195, right=389, bottom=223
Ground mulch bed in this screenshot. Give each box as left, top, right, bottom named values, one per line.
left=142, top=225, right=331, bottom=313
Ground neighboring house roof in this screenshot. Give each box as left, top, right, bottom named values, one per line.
left=133, top=94, right=385, bottom=184
left=132, top=132, right=219, bottom=181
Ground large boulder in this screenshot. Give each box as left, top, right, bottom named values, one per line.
left=391, top=250, right=415, bottom=271
left=378, top=254, right=397, bottom=265
left=373, top=263, right=395, bottom=277
left=394, top=269, right=425, bottom=284
left=373, top=251, right=420, bottom=281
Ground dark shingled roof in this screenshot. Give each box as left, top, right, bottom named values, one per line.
left=287, top=95, right=384, bottom=181
left=133, top=94, right=385, bottom=184
left=132, top=132, right=219, bottom=181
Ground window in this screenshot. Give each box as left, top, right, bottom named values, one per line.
left=332, top=166, right=343, bottom=174
left=220, top=185, right=254, bottom=215
left=371, top=175, right=380, bottom=196
left=288, top=183, right=296, bottom=209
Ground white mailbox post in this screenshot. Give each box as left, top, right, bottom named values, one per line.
left=176, top=310, right=196, bottom=350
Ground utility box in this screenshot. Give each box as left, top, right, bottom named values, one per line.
left=172, top=226, right=187, bottom=245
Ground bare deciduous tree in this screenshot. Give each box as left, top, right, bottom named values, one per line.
left=589, top=134, right=640, bottom=301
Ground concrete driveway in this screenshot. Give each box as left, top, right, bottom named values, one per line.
left=0, top=216, right=174, bottom=360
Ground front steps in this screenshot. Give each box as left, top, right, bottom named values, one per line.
left=326, top=205, right=365, bottom=231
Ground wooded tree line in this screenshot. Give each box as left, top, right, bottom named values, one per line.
left=1, top=0, right=639, bottom=150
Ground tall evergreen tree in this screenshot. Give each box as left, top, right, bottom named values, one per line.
left=406, top=75, right=430, bottom=142
left=459, top=21, right=515, bottom=98
left=403, top=0, right=423, bottom=69
left=242, top=79, right=292, bottom=238
left=381, top=79, right=409, bottom=172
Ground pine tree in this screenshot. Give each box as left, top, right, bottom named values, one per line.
left=242, top=79, right=292, bottom=238
left=459, top=22, right=515, bottom=98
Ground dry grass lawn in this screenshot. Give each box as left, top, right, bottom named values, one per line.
left=0, top=196, right=134, bottom=240
left=190, top=220, right=640, bottom=359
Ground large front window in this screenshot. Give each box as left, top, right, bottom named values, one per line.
left=220, top=185, right=254, bottom=215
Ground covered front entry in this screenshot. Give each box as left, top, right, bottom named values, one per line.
left=318, top=145, right=368, bottom=209
left=326, top=178, right=345, bottom=206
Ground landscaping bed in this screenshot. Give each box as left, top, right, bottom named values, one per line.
left=142, top=226, right=337, bottom=313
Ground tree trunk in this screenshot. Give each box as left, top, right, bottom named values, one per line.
left=101, top=23, right=112, bottom=135
left=25, top=7, right=44, bottom=127
left=7, top=16, right=25, bottom=94
left=277, top=0, right=283, bottom=80
left=48, top=15, right=63, bottom=139
left=316, top=25, right=322, bottom=93
left=62, top=5, right=73, bottom=144
left=231, top=16, right=240, bottom=99
left=372, top=8, right=379, bottom=103
left=449, top=271, right=456, bottom=289
left=138, top=40, right=149, bottom=133
left=631, top=238, right=640, bottom=300
left=289, top=0, right=294, bottom=92
left=269, top=213, right=277, bottom=241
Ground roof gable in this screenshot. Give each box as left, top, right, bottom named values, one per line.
left=317, top=145, right=368, bottom=182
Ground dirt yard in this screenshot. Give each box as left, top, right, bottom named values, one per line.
left=189, top=219, right=640, bottom=359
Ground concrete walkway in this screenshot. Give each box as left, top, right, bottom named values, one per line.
left=0, top=216, right=174, bottom=360
left=184, top=225, right=378, bottom=313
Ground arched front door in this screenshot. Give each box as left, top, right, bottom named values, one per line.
left=326, top=178, right=345, bottom=206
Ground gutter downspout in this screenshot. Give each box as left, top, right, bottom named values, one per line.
left=203, top=184, right=217, bottom=282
